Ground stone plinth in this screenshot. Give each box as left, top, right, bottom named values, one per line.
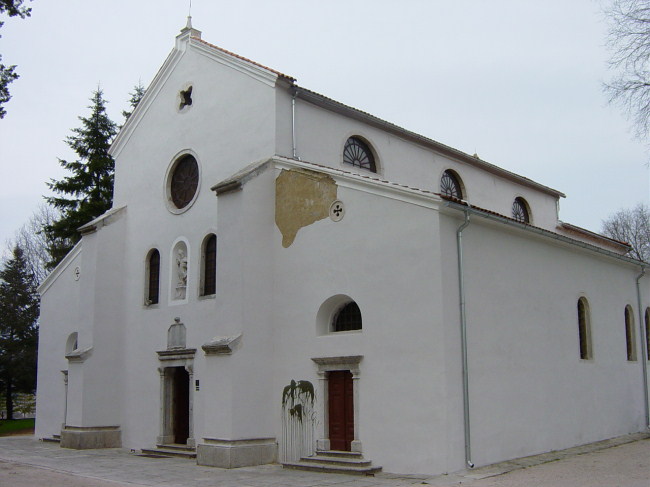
left=60, top=425, right=121, bottom=449
left=197, top=437, right=276, bottom=468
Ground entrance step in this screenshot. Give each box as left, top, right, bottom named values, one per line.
left=41, top=434, right=61, bottom=444
left=141, top=444, right=196, bottom=459
left=283, top=450, right=382, bottom=475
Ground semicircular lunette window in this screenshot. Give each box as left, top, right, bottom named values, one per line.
left=170, top=155, right=199, bottom=209
left=440, top=170, right=463, bottom=199
left=512, top=197, right=530, bottom=223
left=333, top=301, right=362, bottom=332
left=343, top=137, right=377, bottom=172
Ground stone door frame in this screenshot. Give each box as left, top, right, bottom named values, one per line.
left=157, top=348, right=196, bottom=447
left=311, top=355, right=363, bottom=453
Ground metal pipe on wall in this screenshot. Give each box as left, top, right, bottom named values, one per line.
left=456, top=209, right=474, bottom=469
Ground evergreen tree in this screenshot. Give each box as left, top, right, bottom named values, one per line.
left=0, top=0, right=32, bottom=119
left=0, top=246, right=39, bottom=420
left=121, top=82, right=146, bottom=123
left=44, top=89, right=117, bottom=269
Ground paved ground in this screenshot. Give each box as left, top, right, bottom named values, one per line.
left=0, top=433, right=648, bottom=487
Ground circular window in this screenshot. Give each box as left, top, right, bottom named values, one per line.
left=169, top=155, right=199, bottom=210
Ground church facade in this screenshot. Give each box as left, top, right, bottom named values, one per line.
left=35, top=23, right=650, bottom=475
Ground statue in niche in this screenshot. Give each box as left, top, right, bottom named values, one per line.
left=175, top=247, right=188, bottom=299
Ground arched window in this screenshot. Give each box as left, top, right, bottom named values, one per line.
left=65, top=332, right=79, bottom=355
left=625, top=305, right=636, bottom=361
left=333, top=301, right=362, bottom=332
left=201, top=234, right=217, bottom=296
left=645, top=308, right=650, bottom=361
left=577, top=297, right=592, bottom=360
left=343, top=137, right=377, bottom=172
left=512, top=197, right=531, bottom=223
left=440, top=170, right=463, bottom=199
left=147, top=249, right=160, bottom=305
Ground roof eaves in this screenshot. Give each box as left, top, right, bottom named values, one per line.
left=443, top=197, right=645, bottom=267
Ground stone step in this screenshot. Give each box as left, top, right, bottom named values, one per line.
left=283, top=460, right=382, bottom=476
left=314, top=450, right=363, bottom=459
left=141, top=446, right=196, bottom=459
left=299, top=454, right=373, bottom=467
left=155, top=443, right=195, bottom=452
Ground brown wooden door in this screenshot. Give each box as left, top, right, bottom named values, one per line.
left=172, top=367, right=190, bottom=444
left=328, top=370, right=354, bottom=451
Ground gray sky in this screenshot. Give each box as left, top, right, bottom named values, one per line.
left=1, top=0, right=648, bottom=257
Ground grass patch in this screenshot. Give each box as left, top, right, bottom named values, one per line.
left=0, top=418, right=35, bottom=436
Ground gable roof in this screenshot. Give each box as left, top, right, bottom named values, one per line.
left=192, top=37, right=295, bottom=82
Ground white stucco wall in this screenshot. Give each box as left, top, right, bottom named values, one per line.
left=291, top=97, right=561, bottom=230
left=438, top=209, right=649, bottom=470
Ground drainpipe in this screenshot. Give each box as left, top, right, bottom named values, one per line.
left=636, top=267, right=649, bottom=429
left=456, top=208, right=474, bottom=468
left=291, top=87, right=299, bottom=160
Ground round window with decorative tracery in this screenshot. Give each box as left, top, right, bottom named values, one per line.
left=170, top=155, right=199, bottom=210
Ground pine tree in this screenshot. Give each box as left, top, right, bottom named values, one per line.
left=0, top=246, right=39, bottom=420
left=121, top=82, right=146, bottom=123
left=0, top=0, right=32, bottom=119
left=44, top=89, right=117, bottom=269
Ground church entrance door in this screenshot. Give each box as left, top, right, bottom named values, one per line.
left=328, top=370, right=354, bottom=451
left=170, top=366, right=190, bottom=444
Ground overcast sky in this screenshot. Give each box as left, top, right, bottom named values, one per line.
left=1, top=0, right=649, bottom=257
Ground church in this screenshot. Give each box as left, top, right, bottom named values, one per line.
left=35, top=21, right=650, bottom=476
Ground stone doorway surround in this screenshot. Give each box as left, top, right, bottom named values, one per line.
left=156, top=349, right=196, bottom=448
left=311, top=355, right=363, bottom=453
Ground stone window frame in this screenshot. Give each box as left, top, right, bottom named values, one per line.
left=164, top=150, right=201, bottom=215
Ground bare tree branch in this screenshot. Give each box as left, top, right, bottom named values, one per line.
left=601, top=202, right=650, bottom=262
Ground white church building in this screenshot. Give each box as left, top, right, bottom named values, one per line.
left=35, top=22, right=650, bottom=476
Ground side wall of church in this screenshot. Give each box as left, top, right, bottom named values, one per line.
left=438, top=209, right=649, bottom=471
left=35, top=249, right=83, bottom=438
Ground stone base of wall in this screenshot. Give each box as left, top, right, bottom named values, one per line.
left=197, top=437, right=276, bottom=468
left=60, top=426, right=121, bottom=449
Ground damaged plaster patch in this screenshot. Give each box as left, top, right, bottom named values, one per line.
left=275, top=168, right=338, bottom=247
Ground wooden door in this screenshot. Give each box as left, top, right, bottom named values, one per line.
left=328, top=370, right=354, bottom=451
left=172, top=367, right=190, bottom=444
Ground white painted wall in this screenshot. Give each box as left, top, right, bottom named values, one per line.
left=35, top=29, right=649, bottom=478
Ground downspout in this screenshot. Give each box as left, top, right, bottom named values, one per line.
left=456, top=208, right=474, bottom=468
left=636, top=267, right=649, bottom=429
left=291, top=87, right=299, bottom=160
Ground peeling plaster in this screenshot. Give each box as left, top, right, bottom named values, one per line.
left=275, top=169, right=338, bottom=247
